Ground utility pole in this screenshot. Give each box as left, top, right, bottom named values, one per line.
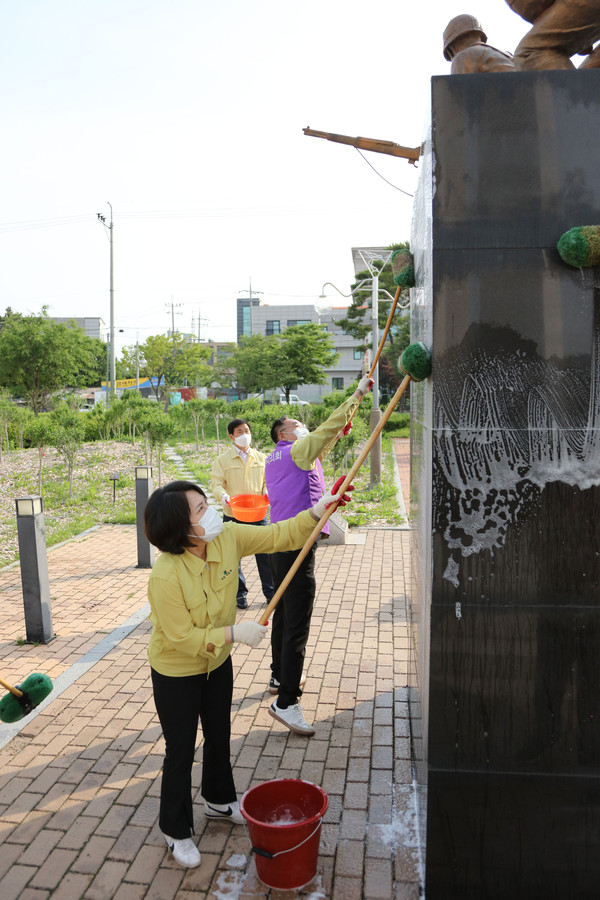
left=97, top=203, right=115, bottom=399
left=196, top=309, right=209, bottom=342
left=166, top=296, right=183, bottom=335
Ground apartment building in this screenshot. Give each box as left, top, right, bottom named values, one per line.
left=236, top=298, right=366, bottom=403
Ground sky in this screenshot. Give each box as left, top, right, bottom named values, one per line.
left=1, top=1, right=528, bottom=356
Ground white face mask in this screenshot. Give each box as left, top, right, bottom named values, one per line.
left=293, top=425, right=309, bottom=440
left=234, top=432, right=251, bottom=449
left=190, top=505, right=223, bottom=542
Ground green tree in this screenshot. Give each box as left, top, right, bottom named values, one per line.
left=0, top=309, right=95, bottom=414
left=277, top=323, right=339, bottom=401
left=120, top=334, right=212, bottom=401
left=335, top=242, right=411, bottom=351
left=209, top=343, right=236, bottom=394
left=334, top=243, right=412, bottom=403
left=25, top=414, right=54, bottom=495
left=0, top=395, right=18, bottom=461
left=11, top=406, right=34, bottom=450
left=205, top=398, right=228, bottom=451
left=183, top=399, right=213, bottom=449
left=144, top=408, right=177, bottom=486
left=49, top=404, right=86, bottom=500
left=83, top=337, right=111, bottom=387
left=225, top=335, right=282, bottom=398
left=227, top=326, right=339, bottom=402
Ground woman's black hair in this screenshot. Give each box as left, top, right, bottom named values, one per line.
left=144, top=481, right=207, bottom=554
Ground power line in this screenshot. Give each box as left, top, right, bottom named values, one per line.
left=0, top=201, right=405, bottom=234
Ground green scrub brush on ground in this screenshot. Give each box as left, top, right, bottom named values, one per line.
left=0, top=673, right=53, bottom=723
left=557, top=226, right=600, bottom=268
left=391, top=249, right=415, bottom=288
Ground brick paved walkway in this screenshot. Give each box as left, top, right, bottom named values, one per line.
left=0, top=444, right=420, bottom=899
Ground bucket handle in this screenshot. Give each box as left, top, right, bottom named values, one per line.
left=249, top=818, right=323, bottom=859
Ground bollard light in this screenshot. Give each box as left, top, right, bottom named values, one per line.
left=135, top=466, right=155, bottom=568
left=15, top=495, right=54, bottom=643
left=16, top=496, right=44, bottom=517
left=109, top=473, right=121, bottom=504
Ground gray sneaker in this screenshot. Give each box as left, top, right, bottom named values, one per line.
left=268, top=699, right=315, bottom=736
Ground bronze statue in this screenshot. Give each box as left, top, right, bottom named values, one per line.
left=443, top=14, right=517, bottom=73
left=506, top=0, right=600, bottom=69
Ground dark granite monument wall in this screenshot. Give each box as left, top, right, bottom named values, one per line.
left=409, top=71, right=600, bottom=899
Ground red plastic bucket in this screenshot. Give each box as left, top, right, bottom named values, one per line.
left=240, top=778, right=328, bottom=890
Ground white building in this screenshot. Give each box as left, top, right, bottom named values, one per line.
left=236, top=298, right=366, bottom=403
left=51, top=317, right=106, bottom=341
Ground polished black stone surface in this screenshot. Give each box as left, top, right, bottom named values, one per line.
left=426, top=772, right=600, bottom=900
left=410, top=70, right=600, bottom=897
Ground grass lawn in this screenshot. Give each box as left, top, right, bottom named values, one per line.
left=0, top=433, right=407, bottom=568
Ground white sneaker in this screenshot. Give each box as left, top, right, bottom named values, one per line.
left=204, top=799, right=244, bottom=825
left=268, top=699, right=315, bottom=736
left=162, top=833, right=201, bottom=868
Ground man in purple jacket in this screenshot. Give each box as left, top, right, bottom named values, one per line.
left=265, top=375, right=373, bottom=735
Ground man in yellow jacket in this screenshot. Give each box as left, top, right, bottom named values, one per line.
left=211, top=418, right=274, bottom=610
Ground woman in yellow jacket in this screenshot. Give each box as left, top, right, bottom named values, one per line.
left=143, top=479, right=345, bottom=868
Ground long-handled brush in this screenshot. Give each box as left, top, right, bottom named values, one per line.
left=258, top=341, right=432, bottom=626
left=0, top=673, right=53, bottom=723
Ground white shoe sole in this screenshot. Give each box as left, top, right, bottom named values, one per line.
left=268, top=705, right=315, bottom=736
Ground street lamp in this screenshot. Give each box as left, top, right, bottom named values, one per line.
left=319, top=280, right=370, bottom=300
left=343, top=248, right=394, bottom=486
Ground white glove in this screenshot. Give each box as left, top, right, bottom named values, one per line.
left=357, top=375, right=374, bottom=395
left=232, top=621, right=268, bottom=648
left=221, top=493, right=230, bottom=505
left=311, top=489, right=341, bottom=520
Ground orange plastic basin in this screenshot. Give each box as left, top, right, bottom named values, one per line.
left=229, top=494, right=269, bottom=523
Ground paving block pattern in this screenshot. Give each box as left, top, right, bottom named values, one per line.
left=0, top=442, right=422, bottom=898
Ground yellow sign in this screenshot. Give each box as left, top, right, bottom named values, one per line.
left=101, top=378, right=143, bottom=389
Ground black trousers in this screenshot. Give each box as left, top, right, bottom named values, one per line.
left=151, top=657, right=236, bottom=839
left=269, top=542, right=317, bottom=708
left=223, top=514, right=275, bottom=602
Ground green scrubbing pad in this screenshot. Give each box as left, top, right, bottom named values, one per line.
left=399, top=341, right=432, bottom=382
left=391, top=249, right=415, bottom=288
left=0, top=692, right=23, bottom=723
left=557, top=225, right=600, bottom=268
left=0, top=673, right=53, bottom=723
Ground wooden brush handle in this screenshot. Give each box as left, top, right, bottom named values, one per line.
left=0, top=676, right=23, bottom=697
left=258, top=373, right=412, bottom=626
left=368, top=284, right=401, bottom=377
left=344, top=284, right=403, bottom=432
